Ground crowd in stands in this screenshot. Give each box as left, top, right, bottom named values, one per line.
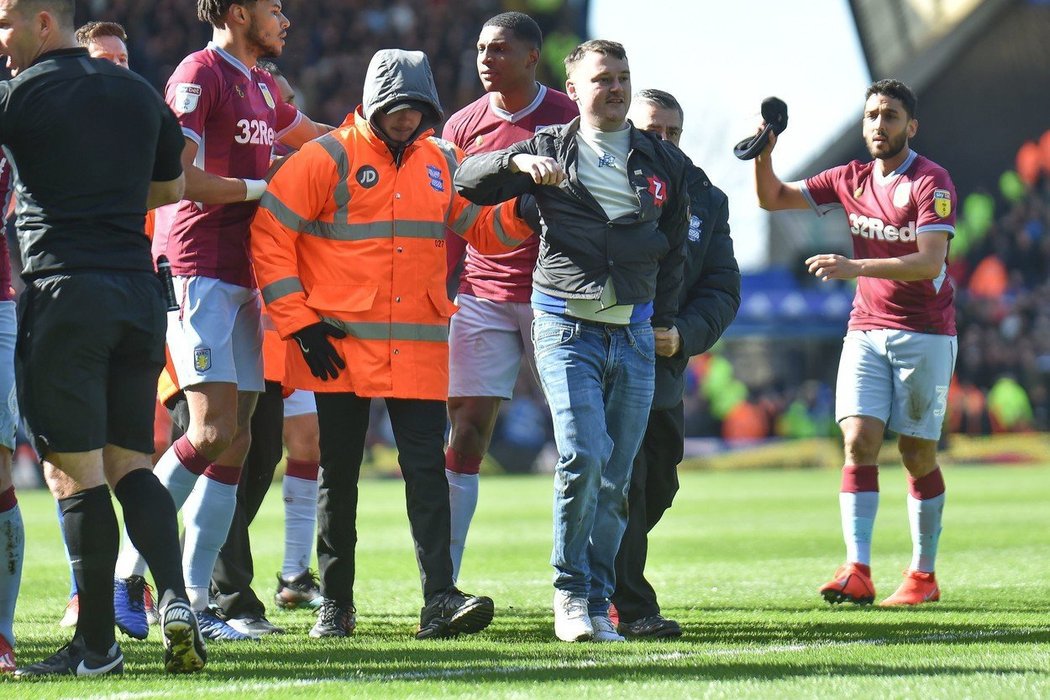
left=688, top=137, right=1050, bottom=443
left=8, top=3, right=1048, bottom=479
left=92, top=0, right=585, bottom=127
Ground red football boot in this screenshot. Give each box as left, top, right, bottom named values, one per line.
left=819, top=562, right=875, bottom=605
left=880, top=570, right=940, bottom=606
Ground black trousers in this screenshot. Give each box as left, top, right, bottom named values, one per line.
left=611, top=402, right=684, bottom=623
left=207, top=381, right=285, bottom=618
left=314, top=393, right=453, bottom=608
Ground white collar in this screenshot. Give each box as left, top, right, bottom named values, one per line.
left=489, top=83, right=547, bottom=123
left=207, top=42, right=252, bottom=80
left=873, top=149, right=917, bottom=185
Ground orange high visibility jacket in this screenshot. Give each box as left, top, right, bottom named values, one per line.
left=250, top=111, right=532, bottom=400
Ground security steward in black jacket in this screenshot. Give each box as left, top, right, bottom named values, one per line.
left=612, top=90, right=741, bottom=639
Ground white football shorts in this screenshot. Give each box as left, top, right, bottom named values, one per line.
left=835, top=328, right=957, bottom=441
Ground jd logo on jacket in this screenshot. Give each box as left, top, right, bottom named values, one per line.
left=357, top=166, right=379, bottom=188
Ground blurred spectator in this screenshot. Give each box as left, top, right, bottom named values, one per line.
left=67, top=1, right=585, bottom=129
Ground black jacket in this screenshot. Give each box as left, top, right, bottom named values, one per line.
left=454, top=117, right=690, bottom=328
left=653, top=164, right=741, bottom=410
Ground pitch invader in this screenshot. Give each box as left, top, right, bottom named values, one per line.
left=116, top=0, right=330, bottom=642
left=755, top=79, right=957, bottom=606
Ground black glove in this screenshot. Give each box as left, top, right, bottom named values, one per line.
left=292, top=322, right=347, bottom=381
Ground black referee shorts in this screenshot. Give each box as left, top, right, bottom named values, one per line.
left=16, top=271, right=166, bottom=456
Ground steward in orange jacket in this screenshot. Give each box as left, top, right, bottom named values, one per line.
left=251, top=62, right=532, bottom=400
left=249, top=49, right=533, bottom=640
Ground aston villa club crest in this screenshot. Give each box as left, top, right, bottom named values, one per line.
left=193, top=347, right=212, bottom=372
left=259, top=82, right=276, bottom=110
left=234, top=85, right=245, bottom=99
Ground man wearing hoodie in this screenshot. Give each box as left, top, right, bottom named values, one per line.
left=251, top=49, right=534, bottom=640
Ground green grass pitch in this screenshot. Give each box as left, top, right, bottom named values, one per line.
left=4, top=464, right=1049, bottom=698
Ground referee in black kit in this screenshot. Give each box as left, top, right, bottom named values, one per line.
left=0, top=0, right=204, bottom=677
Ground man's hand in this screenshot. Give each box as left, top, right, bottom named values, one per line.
left=654, top=326, right=682, bottom=357
left=806, top=253, right=861, bottom=281
left=510, top=154, right=566, bottom=186
left=292, top=322, right=347, bottom=380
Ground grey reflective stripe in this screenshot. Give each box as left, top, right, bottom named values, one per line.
left=448, top=202, right=482, bottom=236
left=315, top=134, right=352, bottom=220
left=434, top=139, right=460, bottom=228
left=491, top=203, right=519, bottom=247
left=333, top=181, right=352, bottom=210
left=301, top=220, right=444, bottom=241
left=260, top=192, right=306, bottom=231
left=320, top=317, right=449, bottom=342
left=261, top=276, right=305, bottom=304
left=432, top=138, right=459, bottom=180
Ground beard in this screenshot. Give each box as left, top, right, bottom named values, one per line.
left=867, top=129, right=908, bottom=161
left=246, top=21, right=282, bottom=59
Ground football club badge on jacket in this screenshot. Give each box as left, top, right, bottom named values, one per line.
left=193, top=347, right=212, bottom=372
left=259, top=82, right=276, bottom=110
left=427, top=164, right=445, bottom=192
left=933, top=189, right=952, bottom=218
left=173, top=83, right=201, bottom=114
left=688, top=215, right=703, bottom=242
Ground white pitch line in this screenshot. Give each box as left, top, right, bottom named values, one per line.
left=84, top=627, right=1042, bottom=700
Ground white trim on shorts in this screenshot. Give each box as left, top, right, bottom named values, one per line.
left=835, top=328, right=957, bottom=441
left=448, top=294, right=538, bottom=400
left=0, top=301, right=17, bottom=450
left=167, top=276, right=265, bottom=392
left=283, top=389, right=316, bottom=417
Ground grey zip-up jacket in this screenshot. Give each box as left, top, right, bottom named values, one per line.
left=453, top=117, right=690, bottom=328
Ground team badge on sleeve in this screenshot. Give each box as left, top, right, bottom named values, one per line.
left=933, top=189, right=952, bottom=218
left=174, top=83, right=202, bottom=114
left=259, top=83, right=276, bottom=110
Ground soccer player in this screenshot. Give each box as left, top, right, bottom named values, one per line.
left=208, top=60, right=320, bottom=633
left=2, top=0, right=204, bottom=676
left=612, top=89, right=740, bottom=638
left=455, top=40, right=691, bottom=642
left=0, top=157, right=21, bottom=674
left=115, top=0, right=330, bottom=641
left=442, top=12, right=577, bottom=582
left=251, top=48, right=533, bottom=640
left=754, top=79, right=957, bottom=606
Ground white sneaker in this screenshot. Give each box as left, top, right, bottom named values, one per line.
left=590, top=614, right=625, bottom=642
left=553, top=589, right=593, bottom=642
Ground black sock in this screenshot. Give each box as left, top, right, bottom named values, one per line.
left=59, top=485, right=119, bottom=652
left=114, top=469, right=188, bottom=603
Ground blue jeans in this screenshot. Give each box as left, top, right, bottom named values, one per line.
left=532, top=312, right=655, bottom=615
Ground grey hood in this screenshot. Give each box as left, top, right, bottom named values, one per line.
left=362, top=49, right=443, bottom=144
